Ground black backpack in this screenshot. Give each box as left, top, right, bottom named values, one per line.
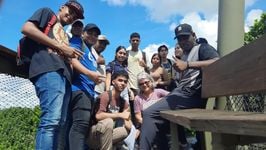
left=16, top=14, right=57, bottom=76
left=166, top=59, right=177, bottom=91
left=89, top=90, right=125, bottom=126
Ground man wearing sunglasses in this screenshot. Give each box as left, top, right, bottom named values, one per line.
left=139, top=23, right=219, bottom=150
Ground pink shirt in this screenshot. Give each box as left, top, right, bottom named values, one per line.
left=134, top=88, right=169, bottom=113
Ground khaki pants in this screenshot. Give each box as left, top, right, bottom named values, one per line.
left=88, top=118, right=128, bottom=150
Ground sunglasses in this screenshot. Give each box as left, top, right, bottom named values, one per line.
left=139, top=80, right=150, bottom=86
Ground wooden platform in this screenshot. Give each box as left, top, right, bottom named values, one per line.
left=160, top=109, right=266, bottom=137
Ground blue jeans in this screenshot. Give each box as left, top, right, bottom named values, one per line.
left=33, top=71, right=71, bottom=150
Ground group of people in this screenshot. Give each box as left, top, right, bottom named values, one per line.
left=21, top=1, right=219, bottom=150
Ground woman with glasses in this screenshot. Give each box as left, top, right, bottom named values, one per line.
left=134, top=72, right=169, bottom=125
left=133, top=72, right=169, bottom=144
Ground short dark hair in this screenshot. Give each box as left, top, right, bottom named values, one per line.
left=157, top=45, right=168, bottom=52
left=111, top=70, right=129, bottom=81
left=130, top=32, right=140, bottom=39
left=72, top=20, right=83, bottom=27
left=83, top=23, right=101, bottom=35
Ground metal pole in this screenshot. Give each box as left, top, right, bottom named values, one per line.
left=211, top=1, right=245, bottom=149
left=216, top=0, right=245, bottom=110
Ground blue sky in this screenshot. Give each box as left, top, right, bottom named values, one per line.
left=0, top=0, right=265, bottom=64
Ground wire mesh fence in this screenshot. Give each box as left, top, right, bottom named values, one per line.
left=0, top=73, right=40, bottom=149
left=0, top=74, right=39, bottom=109
left=225, top=93, right=266, bottom=150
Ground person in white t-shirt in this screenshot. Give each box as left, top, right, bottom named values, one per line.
left=127, top=32, right=148, bottom=96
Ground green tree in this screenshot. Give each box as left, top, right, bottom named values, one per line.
left=244, top=13, right=266, bottom=44
left=0, top=107, right=40, bottom=150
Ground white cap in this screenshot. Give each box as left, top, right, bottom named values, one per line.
left=98, top=35, right=110, bottom=45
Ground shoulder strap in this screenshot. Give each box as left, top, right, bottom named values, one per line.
left=167, top=58, right=173, bottom=75
left=44, top=14, right=57, bottom=35
left=17, top=14, right=57, bottom=61
left=108, top=90, right=112, bottom=105
left=142, top=51, right=147, bottom=64
left=119, top=96, right=125, bottom=112
left=167, top=59, right=172, bottom=65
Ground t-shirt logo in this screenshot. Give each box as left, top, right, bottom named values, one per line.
left=52, top=22, right=69, bottom=46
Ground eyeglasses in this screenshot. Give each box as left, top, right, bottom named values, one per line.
left=139, top=80, right=150, bottom=86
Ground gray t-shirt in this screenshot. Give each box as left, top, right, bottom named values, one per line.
left=175, top=43, right=219, bottom=97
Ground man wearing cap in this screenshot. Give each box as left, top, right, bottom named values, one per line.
left=69, top=23, right=105, bottom=150
left=69, top=20, right=84, bottom=51
left=21, top=1, right=84, bottom=149
left=139, top=23, right=219, bottom=150
left=92, top=35, right=110, bottom=97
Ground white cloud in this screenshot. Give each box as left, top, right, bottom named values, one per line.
left=101, top=0, right=126, bottom=6
left=245, top=0, right=259, bottom=8
left=142, top=43, right=176, bottom=67
left=245, top=9, right=263, bottom=32
left=103, top=0, right=218, bottom=23
left=169, top=22, right=178, bottom=32
left=104, top=0, right=261, bottom=49
left=146, top=0, right=217, bottom=23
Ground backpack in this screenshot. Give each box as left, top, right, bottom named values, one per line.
left=89, top=90, right=125, bottom=126
left=166, top=59, right=177, bottom=91
left=16, top=14, right=57, bottom=75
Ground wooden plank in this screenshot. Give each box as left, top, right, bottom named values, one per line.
left=160, top=109, right=266, bottom=137
left=202, top=34, right=266, bottom=98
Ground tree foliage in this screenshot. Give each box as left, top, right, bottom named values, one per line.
left=0, top=107, right=40, bottom=150
left=244, top=13, right=266, bottom=44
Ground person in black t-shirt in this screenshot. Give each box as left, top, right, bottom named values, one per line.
left=21, top=1, right=84, bottom=149
left=139, top=23, right=219, bottom=150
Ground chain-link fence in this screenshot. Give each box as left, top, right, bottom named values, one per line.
left=225, top=93, right=266, bottom=150
left=0, top=73, right=40, bottom=149
left=0, top=74, right=39, bottom=109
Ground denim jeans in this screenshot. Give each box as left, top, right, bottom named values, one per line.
left=33, top=71, right=71, bottom=150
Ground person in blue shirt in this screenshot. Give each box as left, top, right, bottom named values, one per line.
left=69, top=23, right=105, bottom=150
left=69, top=20, right=84, bottom=51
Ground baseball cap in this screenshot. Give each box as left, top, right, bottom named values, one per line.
left=64, top=1, right=84, bottom=19
left=98, top=35, right=110, bottom=45
left=174, top=23, right=193, bottom=39
left=130, top=32, right=140, bottom=39
left=72, top=20, right=83, bottom=27
left=83, top=23, right=101, bottom=35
